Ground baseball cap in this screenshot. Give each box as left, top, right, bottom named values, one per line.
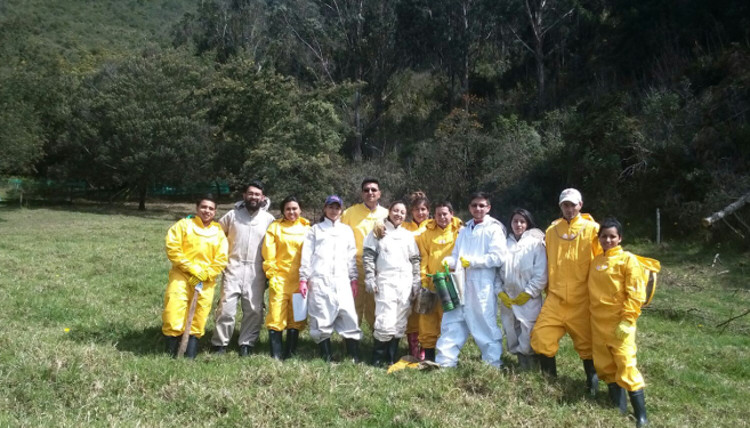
left=325, top=195, right=343, bottom=206
left=558, top=188, right=582, bottom=205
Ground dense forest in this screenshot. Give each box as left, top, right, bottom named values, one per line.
left=2, top=0, right=749, bottom=238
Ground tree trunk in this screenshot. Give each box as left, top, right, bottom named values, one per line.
left=702, top=192, right=750, bottom=227
left=461, top=0, right=470, bottom=112
left=138, top=184, right=147, bottom=211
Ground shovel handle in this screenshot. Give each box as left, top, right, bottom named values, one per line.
left=176, top=282, right=203, bottom=357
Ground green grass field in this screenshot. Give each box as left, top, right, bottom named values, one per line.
left=1, top=205, right=749, bottom=427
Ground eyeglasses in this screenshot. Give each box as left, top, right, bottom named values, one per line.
left=362, top=188, right=379, bottom=193
left=470, top=203, right=488, bottom=208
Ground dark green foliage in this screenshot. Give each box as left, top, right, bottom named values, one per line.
left=58, top=51, right=213, bottom=210
left=2, top=0, right=750, bottom=239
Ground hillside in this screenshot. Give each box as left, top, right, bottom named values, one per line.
left=1, top=0, right=194, bottom=70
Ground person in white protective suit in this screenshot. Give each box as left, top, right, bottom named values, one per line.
left=436, top=191, right=508, bottom=368
left=496, top=208, right=547, bottom=371
left=363, top=201, right=421, bottom=366
left=298, top=195, right=362, bottom=362
left=211, top=180, right=275, bottom=356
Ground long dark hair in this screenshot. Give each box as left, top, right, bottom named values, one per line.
left=509, top=208, right=537, bottom=230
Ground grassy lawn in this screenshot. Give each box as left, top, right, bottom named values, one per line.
left=1, top=205, right=748, bottom=427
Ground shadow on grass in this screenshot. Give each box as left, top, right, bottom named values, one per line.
left=63, top=323, right=379, bottom=361
left=66, top=324, right=169, bottom=356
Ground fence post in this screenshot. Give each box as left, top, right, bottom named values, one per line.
left=656, top=208, right=661, bottom=245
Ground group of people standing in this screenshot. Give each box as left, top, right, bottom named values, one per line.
left=161, top=180, right=653, bottom=428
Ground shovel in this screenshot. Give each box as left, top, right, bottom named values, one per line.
left=177, top=282, right=203, bottom=358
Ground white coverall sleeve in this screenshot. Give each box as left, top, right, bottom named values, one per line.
left=346, top=228, right=358, bottom=281
left=493, top=268, right=504, bottom=295
left=471, top=225, right=507, bottom=269
left=298, top=227, right=315, bottom=282
left=524, top=242, right=548, bottom=298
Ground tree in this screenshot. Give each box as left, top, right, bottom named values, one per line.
left=59, top=51, right=213, bottom=210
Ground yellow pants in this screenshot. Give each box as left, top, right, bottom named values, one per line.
left=162, top=270, right=216, bottom=338
left=355, top=271, right=375, bottom=328
left=592, top=316, right=645, bottom=391
left=530, top=294, right=592, bottom=359
left=418, top=303, right=443, bottom=349
left=406, top=310, right=420, bottom=335
left=265, top=278, right=306, bottom=332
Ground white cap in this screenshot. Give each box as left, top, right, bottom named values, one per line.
left=559, top=188, right=582, bottom=205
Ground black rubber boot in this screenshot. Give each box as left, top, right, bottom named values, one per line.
left=284, top=329, right=299, bottom=359
left=538, top=355, right=557, bottom=377
left=608, top=383, right=628, bottom=415
left=185, top=335, right=199, bottom=359
left=518, top=354, right=535, bottom=371
left=164, top=335, right=179, bottom=358
left=372, top=339, right=388, bottom=366
left=629, top=389, right=648, bottom=427
left=345, top=338, right=360, bottom=363
left=239, top=344, right=253, bottom=357
left=583, top=359, right=599, bottom=397
left=269, top=330, right=283, bottom=360
left=388, top=338, right=401, bottom=365
left=318, top=338, right=332, bottom=362
left=212, top=345, right=226, bottom=355
left=423, top=348, right=436, bottom=362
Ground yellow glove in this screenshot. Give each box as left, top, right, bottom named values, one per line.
left=460, top=256, right=470, bottom=268
left=188, top=265, right=209, bottom=282
left=513, top=292, right=532, bottom=306
left=422, top=279, right=430, bottom=289
left=615, top=320, right=636, bottom=340
left=187, top=276, right=202, bottom=287
left=498, top=292, right=513, bottom=309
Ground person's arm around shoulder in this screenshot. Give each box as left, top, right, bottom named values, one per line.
left=206, top=225, right=229, bottom=282
left=262, top=221, right=280, bottom=280
left=218, top=210, right=233, bottom=235
left=590, top=221, right=603, bottom=257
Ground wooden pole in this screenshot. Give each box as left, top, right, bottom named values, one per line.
left=177, top=283, right=202, bottom=358
left=656, top=208, right=661, bottom=245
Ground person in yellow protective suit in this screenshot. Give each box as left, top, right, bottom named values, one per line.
left=415, top=201, right=462, bottom=362
left=162, top=195, right=228, bottom=359
left=262, top=196, right=311, bottom=360
left=530, top=188, right=602, bottom=395
left=589, top=218, right=649, bottom=428
left=401, top=191, right=430, bottom=360
left=341, top=178, right=388, bottom=329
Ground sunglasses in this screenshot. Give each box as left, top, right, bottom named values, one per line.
left=362, top=188, right=379, bottom=193
left=470, top=203, right=488, bottom=208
